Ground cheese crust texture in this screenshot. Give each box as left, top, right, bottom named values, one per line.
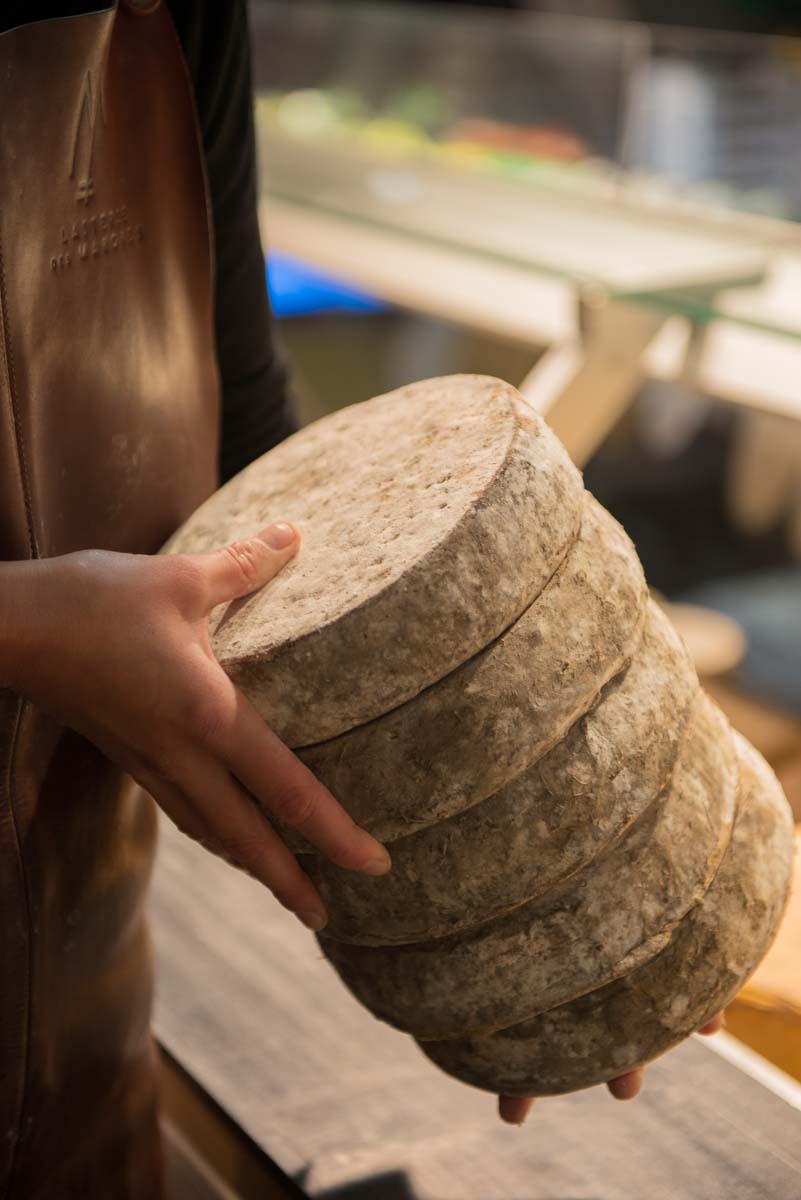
left=167, top=376, right=795, bottom=1095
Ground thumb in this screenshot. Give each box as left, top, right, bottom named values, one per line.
left=194, top=522, right=300, bottom=610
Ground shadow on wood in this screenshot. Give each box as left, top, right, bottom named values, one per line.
left=306, top=1169, right=601, bottom=1200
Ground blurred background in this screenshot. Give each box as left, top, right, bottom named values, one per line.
left=248, top=0, right=801, bottom=1087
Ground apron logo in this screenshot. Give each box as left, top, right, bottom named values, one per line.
left=70, top=69, right=104, bottom=205
left=49, top=67, right=145, bottom=273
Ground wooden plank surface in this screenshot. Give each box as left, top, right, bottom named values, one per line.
left=150, top=816, right=801, bottom=1200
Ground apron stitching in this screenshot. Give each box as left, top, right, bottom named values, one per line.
left=0, top=231, right=38, bottom=561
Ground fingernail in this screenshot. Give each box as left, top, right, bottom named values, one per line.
left=260, top=522, right=297, bottom=550
left=362, top=851, right=392, bottom=876
left=299, top=910, right=327, bottom=932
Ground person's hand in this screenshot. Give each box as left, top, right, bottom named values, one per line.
left=497, top=1013, right=726, bottom=1124
left=0, top=522, right=390, bottom=931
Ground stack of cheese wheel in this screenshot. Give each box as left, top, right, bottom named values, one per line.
left=166, top=376, right=794, bottom=1096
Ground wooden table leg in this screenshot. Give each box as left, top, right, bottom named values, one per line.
left=519, top=292, right=669, bottom=466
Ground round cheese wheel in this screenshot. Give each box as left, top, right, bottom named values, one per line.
left=165, top=372, right=794, bottom=1100
left=164, top=375, right=582, bottom=746
left=295, top=495, right=646, bottom=842
left=305, top=601, right=696, bottom=944
left=419, top=734, right=794, bottom=1095
left=320, top=695, right=737, bottom=1038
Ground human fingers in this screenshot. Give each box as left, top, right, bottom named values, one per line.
left=498, top=1095, right=535, bottom=1125
left=180, top=521, right=300, bottom=612
left=607, top=1067, right=645, bottom=1101
left=221, top=685, right=391, bottom=875
left=154, top=756, right=329, bottom=931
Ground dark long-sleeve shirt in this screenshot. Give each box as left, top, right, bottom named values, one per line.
left=167, top=0, right=298, bottom=481
left=2, top=0, right=298, bottom=483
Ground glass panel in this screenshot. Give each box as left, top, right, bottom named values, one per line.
left=251, top=1, right=801, bottom=341
left=627, top=26, right=801, bottom=218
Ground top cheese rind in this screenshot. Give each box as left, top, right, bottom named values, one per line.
left=164, top=375, right=583, bottom=746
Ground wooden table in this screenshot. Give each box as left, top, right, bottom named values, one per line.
left=151, top=816, right=801, bottom=1200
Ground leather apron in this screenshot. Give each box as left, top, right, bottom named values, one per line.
left=0, top=4, right=220, bottom=1195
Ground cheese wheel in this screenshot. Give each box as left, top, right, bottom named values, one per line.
left=295, top=495, right=646, bottom=842
left=164, top=375, right=582, bottom=745
left=320, top=695, right=737, bottom=1038
left=165, top=373, right=794, bottom=1099
left=306, top=601, right=696, bottom=944
left=419, top=734, right=794, bottom=1095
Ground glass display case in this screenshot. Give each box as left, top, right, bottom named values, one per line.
left=249, top=1, right=801, bottom=470
left=251, top=2, right=801, bottom=218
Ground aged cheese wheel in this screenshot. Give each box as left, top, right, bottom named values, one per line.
left=304, top=600, right=696, bottom=944
left=164, top=375, right=582, bottom=746
left=295, top=495, right=647, bottom=843
left=166, top=373, right=795, bottom=1097
left=419, top=735, right=794, bottom=1095
left=319, top=694, right=737, bottom=1037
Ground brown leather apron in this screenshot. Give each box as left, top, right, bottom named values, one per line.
left=0, top=3, right=220, bottom=1195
